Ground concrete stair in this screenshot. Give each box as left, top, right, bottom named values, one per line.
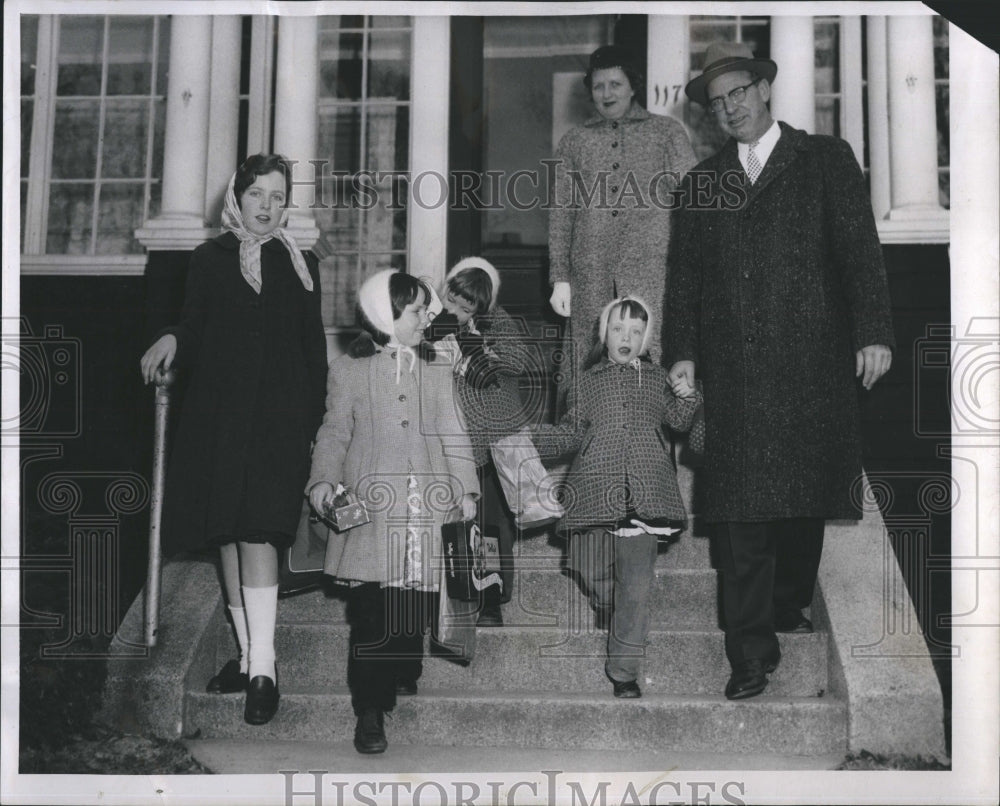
left=181, top=473, right=849, bottom=757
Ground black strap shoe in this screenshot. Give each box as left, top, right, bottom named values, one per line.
left=725, top=658, right=768, bottom=700
left=354, top=708, right=388, bottom=754
left=206, top=659, right=249, bottom=694
left=244, top=672, right=280, bottom=725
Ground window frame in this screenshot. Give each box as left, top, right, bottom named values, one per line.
left=20, top=13, right=168, bottom=273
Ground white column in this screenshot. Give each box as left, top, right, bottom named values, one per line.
left=769, top=15, right=816, bottom=133
left=136, top=16, right=214, bottom=249
left=947, top=23, right=999, bottom=787
left=646, top=15, right=689, bottom=122
left=865, top=16, right=892, bottom=221
left=204, top=16, right=242, bottom=226
left=886, top=15, right=945, bottom=219
left=273, top=15, right=320, bottom=248
left=408, top=16, right=450, bottom=289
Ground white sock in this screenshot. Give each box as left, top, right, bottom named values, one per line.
left=242, top=584, right=278, bottom=683
left=228, top=605, right=250, bottom=674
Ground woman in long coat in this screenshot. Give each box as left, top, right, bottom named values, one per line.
left=549, top=45, right=696, bottom=385
left=140, top=154, right=328, bottom=726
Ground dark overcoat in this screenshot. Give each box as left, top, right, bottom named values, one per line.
left=664, top=123, right=895, bottom=523
left=160, top=232, right=328, bottom=554
left=535, top=360, right=702, bottom=529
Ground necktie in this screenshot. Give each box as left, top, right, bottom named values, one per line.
left=746, top=140, right=762, bottom=184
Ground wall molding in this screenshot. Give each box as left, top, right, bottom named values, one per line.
left=19, top=255, right=150, bottom=276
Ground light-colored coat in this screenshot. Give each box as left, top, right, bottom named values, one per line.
left=549, top=102, right=696, bottom=366
left=664, top=123, right=895, bottom=522
left=307, top=349, right=479, bottom=583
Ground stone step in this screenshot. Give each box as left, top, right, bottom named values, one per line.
left=184, top=688, right=847, bottom=756
left=513, top=529, right=713, bottom=570
left=276, top=568, right=722, bottom=630
left=213, top=623, right=830, bottom=697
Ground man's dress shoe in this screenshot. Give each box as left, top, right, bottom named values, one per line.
left=725, top=658, right=769, bottom=700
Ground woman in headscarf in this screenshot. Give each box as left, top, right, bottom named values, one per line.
left=140, top=154, right=328, bottom=726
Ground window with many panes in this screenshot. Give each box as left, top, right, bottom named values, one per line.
left=313, top=15, right=412, bottom=329
left=20, top=15, right=169, bottom=258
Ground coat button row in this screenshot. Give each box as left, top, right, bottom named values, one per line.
left=611, top=210, right=619, bottom=217
left=613, top=162, right=620, bottom=170
left=401, top=419, right=409, bottom=428
left=399, top=394, right=406, bottom=402
left=745, top=335, right=755, bottom=344
left=611, top=141, right=619, bottom=148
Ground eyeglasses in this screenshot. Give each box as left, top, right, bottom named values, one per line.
left=708, top=78, right=761, bottom=113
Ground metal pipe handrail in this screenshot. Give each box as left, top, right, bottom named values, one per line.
left=144, top=366, right=175, bottom=647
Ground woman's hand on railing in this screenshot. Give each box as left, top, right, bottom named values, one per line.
left=141, top=334, right=177, bottom=385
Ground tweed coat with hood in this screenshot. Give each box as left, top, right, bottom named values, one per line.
left=549, top=101, right=696, bottom=367
left=663, top=123, right=895, bottom=523
left=159, top=232, right=328, bottom=555
left=533, top=300, right=702, bottom=531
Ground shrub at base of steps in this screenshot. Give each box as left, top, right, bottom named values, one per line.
left=18, top=725, right=211, bottom=775
left=836, top=750, right=950, bottom=770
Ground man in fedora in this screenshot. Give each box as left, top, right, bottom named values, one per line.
left=663, top=42, right=895, bottom=700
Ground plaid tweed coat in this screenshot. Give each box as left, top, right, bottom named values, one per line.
left=664, top=123, right=895, bottom=523
left=306, top=349, right=479, bottom=583
left=448, top=307, right=546, bottom=467
left=534, top=359, right=702, bottom=529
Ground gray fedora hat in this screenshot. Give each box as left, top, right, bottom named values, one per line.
left=684, top=41, right=778, bottom=105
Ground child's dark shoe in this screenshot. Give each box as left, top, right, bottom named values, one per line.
left=395, top=678, right=418, bottom=696
left=244, top=672, right=280, bottom=724
left=611, top=678, right=641, bottom=698
left=477, top=603, right=503, bottom=627
left=354, top=708, right=388, bottom=754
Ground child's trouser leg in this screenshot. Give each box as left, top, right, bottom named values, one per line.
left=385, top=586, right=435, bottom=687
left=605, top=532, right=658, bottom=683
left=568, top=527, right=616, bottom=613
left=346, top=583, right=395, bottom=715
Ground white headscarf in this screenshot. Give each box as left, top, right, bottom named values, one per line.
left=358, top=269, right=431, bottom=384
left=598, top=295, right=653, bottom=387
left=444, top=257, right=502, bottom=312
left=221, top=172, right=314, bottom=294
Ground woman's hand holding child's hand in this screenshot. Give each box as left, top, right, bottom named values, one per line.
left=668, top=360, right=697, bottom=398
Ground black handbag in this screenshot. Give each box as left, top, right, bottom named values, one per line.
left=440, top=518, right=503, bottom=602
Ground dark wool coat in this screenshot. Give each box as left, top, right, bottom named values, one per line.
left=534, top=360, right=702, bottom=529
left=664, top=123, right=895, bottom=523
left=160, top=232, right=328, bottom=554
left=451, top=307, right=545, bottom=467
left=549, top=102, right=696, bottom=367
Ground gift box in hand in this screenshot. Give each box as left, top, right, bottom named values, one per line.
left=319, top=487, right=371, bottom=532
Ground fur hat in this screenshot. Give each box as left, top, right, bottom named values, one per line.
left=598, top=295, right=654, bottom=356
left=684, top=41, right=777, bottom=105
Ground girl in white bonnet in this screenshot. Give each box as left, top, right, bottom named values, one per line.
left=533, top=296, right=701, bottom=699
left=307, top=269, right=479, bottom=754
